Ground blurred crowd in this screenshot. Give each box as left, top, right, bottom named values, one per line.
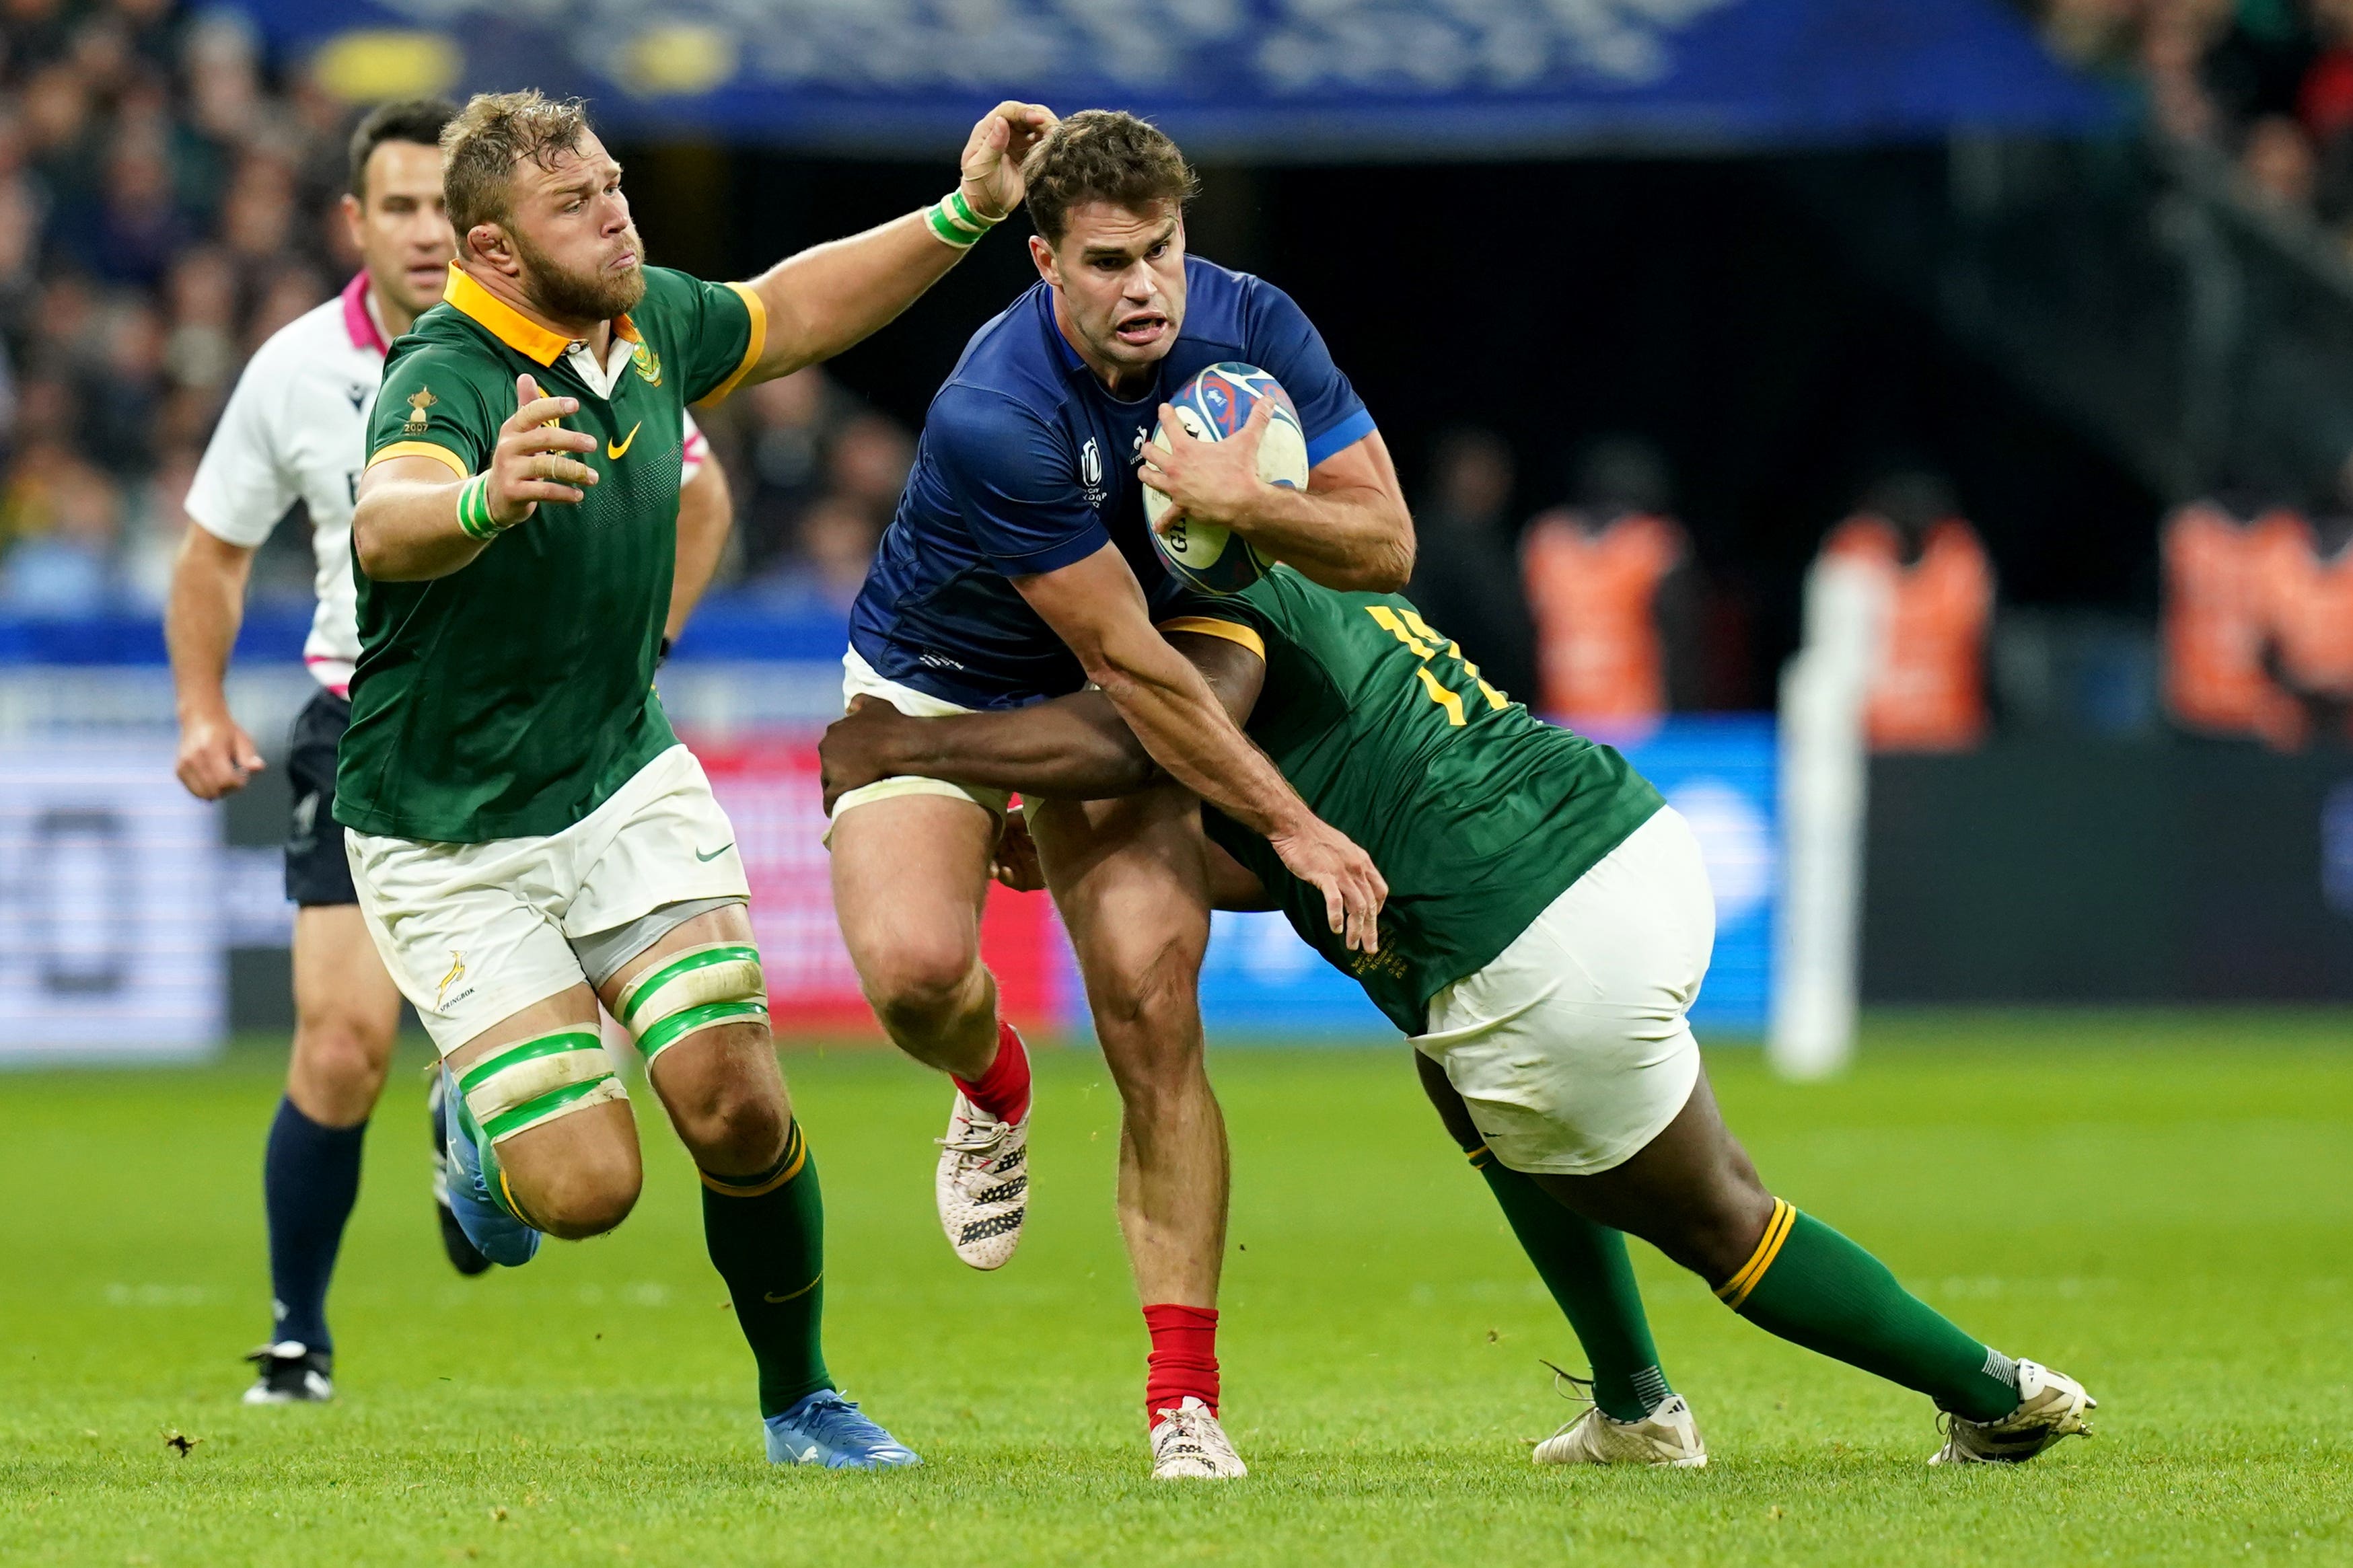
left=2037, top=0, right=2353, bottom=240
left=1410, top=432, right=2002, bottom=753
left=0, top=0, right=914, bottom=615
left=3, top=0, right=2338, bottom=752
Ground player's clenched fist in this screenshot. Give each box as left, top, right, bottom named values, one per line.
left=958, top=102, right=1056, bottom=223
left=1268, top=815, right=1389, bottom=953
left=481, top=373, right=599, bottom=528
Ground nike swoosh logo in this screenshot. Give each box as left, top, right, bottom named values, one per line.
left=695, top=843, right=733, bottom=862
left=606, top=421, right=640, bottom=460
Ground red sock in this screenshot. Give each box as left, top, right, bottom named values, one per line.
left=951, top=1019, right=1031, bottom=1123
left=1143, top=1303, right=1220, bottom=1427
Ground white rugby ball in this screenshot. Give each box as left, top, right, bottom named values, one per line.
left=1143, top=363, right=1310, bottom=596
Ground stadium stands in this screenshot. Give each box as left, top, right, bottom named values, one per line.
left=0, top=3, right=913, bottom=618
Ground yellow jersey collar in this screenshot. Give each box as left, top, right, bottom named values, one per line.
left=441, top=263, right=640, bottom=367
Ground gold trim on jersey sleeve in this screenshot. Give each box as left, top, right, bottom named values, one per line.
left=366, top=440, right=470, bottom=480
left=1157, top=616, right=1266, bottom=660
left=698, top=282, right=768, bottom=406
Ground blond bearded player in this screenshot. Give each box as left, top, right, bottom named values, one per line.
left=345, top=89, right=1052, bottom=1468
left=170, top=98, right=733, bottom=1407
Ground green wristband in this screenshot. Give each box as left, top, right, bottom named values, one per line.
left=945, top=187, right=995, bottom=234
left=456, top=474, right=501, bottom=541
left=925, top=187, right=997, bottom=249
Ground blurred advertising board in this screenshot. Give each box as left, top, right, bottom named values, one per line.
left=0, top=740, right=223, bottom=1063
left=1863, top=741, right=2353, bottom=1002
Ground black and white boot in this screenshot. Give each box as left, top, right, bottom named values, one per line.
left=241, top=1341, right=333, bottom=1405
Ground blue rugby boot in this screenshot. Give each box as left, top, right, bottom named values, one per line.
left=763, top=1390, right=922, bottom=1469
left=425, top=1068, right=493, bottom=1276
left=439, top=1063, right=541, bottom=1267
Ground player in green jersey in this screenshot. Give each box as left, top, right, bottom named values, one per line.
left=819, top=566, right=2100, bottom=1468
left=346, top=89, right=1054, bottom=1469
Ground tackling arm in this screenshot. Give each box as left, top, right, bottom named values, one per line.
left=729, top=104, right=1054, bottom=386
left=1142, top=412, right=1415, bottom=593
left=819, top=632, right=1280, bottom=913
left=1014, top=546, right=1387, bottom=949
left=820, top=630, right=1268, bottom=809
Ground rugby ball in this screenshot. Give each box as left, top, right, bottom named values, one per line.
left=1143, top=362, right=1309, bottom=595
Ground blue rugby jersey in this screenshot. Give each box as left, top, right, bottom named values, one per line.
left=847, top=255, right=1377, bottom=709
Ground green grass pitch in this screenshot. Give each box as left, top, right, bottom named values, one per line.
left=3, top=1012, right=2350, bottom=1567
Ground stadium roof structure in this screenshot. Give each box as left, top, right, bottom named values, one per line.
left=236, top=0, right=2110, bottom=158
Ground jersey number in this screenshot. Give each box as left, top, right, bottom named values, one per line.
left=1364, top=605, right=1509, bottom=726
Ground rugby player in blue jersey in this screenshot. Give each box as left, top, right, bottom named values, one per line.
left=828, top=111, right=1413, bottom=1477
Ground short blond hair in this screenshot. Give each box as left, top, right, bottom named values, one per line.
left=441, top=89, right=591, bottom=237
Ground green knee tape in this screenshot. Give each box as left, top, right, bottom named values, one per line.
left=458, top=1029, right=626, bottom=1144
left=620, top=942, right=768, bottom=1061
left=639, top=1000, right=768, bottom=1061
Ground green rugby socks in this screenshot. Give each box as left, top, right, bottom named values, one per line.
left=1720, top=1199, right=2019, bottom=1423
left=1467, top=1145, right=1673, bottom=1423
left=701, top=1119, right=832, bottom=1417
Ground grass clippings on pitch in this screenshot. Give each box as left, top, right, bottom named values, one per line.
left=2, top=1011, right=2349, bottom=1567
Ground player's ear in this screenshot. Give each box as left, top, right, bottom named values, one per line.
left=470, top=223, right=518, bottom=276
left=339, top=192, right=364, bottom=252
left=1028, top=233, right=1058, bottom=288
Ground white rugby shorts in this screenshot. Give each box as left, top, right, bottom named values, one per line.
left=1412, top=805, right=1711, bottom=1177
left=345, top=743, right=751, bottom=1055
left=827, top=647, right=1013, bottom=828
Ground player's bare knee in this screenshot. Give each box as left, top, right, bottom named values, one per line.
left=532, top=1154, right=641, bottom=1239
left=867, top=942, right=986, bottom=1041
left=495, top=1102, right=643, bottom=1238
left=672, top=1078, right=787, bottom=1174
left=1085, top=936, right=1202, bottom=1044
left=289, top=1020, right=393, bottom=1121
left=1672, top=1181, right=1778, bottom=1283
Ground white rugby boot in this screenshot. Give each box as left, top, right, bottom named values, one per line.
left=934, top=1090, right=1029, bottom=1270
left=1929, top=1360, right=2096, bottom=1464
left=1533, top=1394, right=1708, bottom=1467
left=1150, top=1396, right=1249, bottom=1479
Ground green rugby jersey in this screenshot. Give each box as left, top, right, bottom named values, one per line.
left=1188, top=567, right=1665, bottom=1034
left=336, top=264, right=763, bottom=842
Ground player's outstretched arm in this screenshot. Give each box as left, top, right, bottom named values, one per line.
left=1014, top=545, right=1388, bottom=950
left=820, top=631, right=1266, bottom=812
left=731, top=103, right=1054, bottom=386
left=1142, top=407, right=1415, bottom=592
left=354, top=375, right=598, bottom=582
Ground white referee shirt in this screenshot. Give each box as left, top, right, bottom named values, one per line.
left=184, top=272, right=710, bottom=696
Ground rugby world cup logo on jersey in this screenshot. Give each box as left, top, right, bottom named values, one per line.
left=403, top=387, right=437, bottom=435
left=1079, top=437, right=1106, bottom=507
